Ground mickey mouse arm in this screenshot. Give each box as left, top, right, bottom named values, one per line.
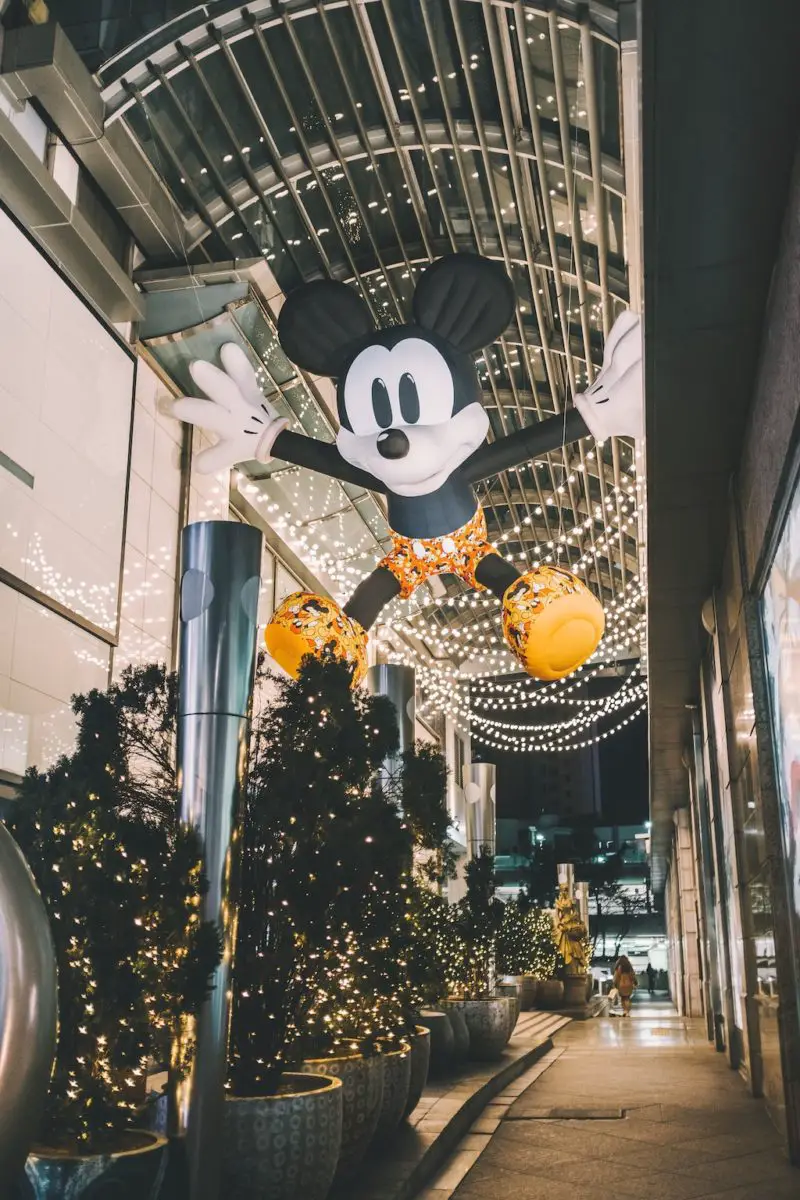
left=463, top=310, right=644, bottom=484
left=172, top=344, right=385, bottom=491
left=271, top=429, right=387, bottom=493
left=462, top=409, right=589, bottom=484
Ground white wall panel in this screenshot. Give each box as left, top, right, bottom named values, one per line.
left=112, top=358, right=183, bottom=678
left=0, top=206, right=135, bottom=634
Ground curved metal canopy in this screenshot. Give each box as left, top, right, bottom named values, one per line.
left=46, top=0, right=641, bottom=662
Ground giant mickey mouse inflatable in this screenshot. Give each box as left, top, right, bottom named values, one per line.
left=173, top=254, right=642, bottom=685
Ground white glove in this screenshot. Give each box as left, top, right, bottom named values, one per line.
left=574, top=311, right=643, bottom=442
left=171, top=343, right=288, bottom=474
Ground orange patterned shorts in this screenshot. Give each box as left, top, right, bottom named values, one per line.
left=378, top=508, right=499, bottom=599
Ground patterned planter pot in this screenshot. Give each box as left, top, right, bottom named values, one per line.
left=441, top=1002, right=470, bottom=1062
left=537, top=979, right=566, bottom=1010
left=404, top=1026, right=431, bottom=1118
left=373, top=1042, right=411, bottom=1141
left=417, top=1010, right=455, bottom=1076
left=13, top=1132, right=168, bottom=1199
left=519, top=975, right=539, bottom=1011
left=299, top=1053, right=384, bottom=1179
left=495, top=983, right=521, bottom=1033
left=450, top=998, right=512, bottom=1062
left=222, top=1072, right=343, bottom=1200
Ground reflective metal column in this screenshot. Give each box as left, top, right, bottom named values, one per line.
left=558, top=863, right=575, bottom=897
left=465, top=762, right=496, bottom=858
left=0, top=822, right=57, bottom=1192
left=175, top=520, right=261, bottom=1200
left=366, top=663, right=415, bottom=796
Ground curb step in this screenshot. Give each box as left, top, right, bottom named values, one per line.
left=340, top=1012, right=570, bottom=1200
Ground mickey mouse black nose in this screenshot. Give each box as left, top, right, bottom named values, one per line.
left=377, top=429, right=410, bottom=459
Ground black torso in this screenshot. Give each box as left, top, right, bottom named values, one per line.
left=386, top=471, right=477, bottom=538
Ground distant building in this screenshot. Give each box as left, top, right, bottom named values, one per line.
left=495, top=817, right=666, bottom=965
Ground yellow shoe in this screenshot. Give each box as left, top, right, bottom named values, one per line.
left=265, top=591, right=368, bottom=686
left=502, top=567, right=604, bottom=680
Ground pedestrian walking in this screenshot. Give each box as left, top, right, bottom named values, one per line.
left=613, top=955, right=638, bottom=1016
left=646, top=962, right=656, bottom=994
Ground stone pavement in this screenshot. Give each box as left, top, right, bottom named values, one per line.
left=419, top=995, right=799, bottom=1200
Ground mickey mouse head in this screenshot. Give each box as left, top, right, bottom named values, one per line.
left=277, top=254, right=516, bottom=497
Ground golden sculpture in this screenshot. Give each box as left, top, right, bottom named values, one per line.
left=553, top=884, right=589, bottom=971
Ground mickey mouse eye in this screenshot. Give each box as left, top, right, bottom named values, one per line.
left=342, top=338, right=454, bottom=435
left=371, top=378, right=392, bottom=428
left=399, top=372, right=420, bottom=424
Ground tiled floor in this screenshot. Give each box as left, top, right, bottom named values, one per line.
left=420, top=996, right=799, bottom=1200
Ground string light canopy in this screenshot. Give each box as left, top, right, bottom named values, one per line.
left=89, top=1, right=643, bottom=750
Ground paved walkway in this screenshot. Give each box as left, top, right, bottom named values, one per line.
left=421, top=996, right=799, bottom=1200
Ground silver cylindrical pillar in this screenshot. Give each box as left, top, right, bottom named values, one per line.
left=366, top=663, right=415, bottom=794
left=575, top=880, right=590, bottom=930
left=557, top=862, right=575, bottom=896
left=175, top=520, right=261, bottom=1200
left=465, top=762, right=496, bottom=858
left=0, top=822, right=57, bottom=1192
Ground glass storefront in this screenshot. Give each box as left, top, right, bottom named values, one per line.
left=761, top=478, right=800, bottom=1019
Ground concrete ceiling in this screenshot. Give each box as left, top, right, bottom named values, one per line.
left=642, top=0, right=800, bottom=889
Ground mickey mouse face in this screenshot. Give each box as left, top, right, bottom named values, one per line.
left=335, top=329, right=488, bottom=495
left=277, top=254, right=516, bottom=496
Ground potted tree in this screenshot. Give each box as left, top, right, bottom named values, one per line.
left=396, top=742, right=453, bottom=1111
left=444, top=850, right=512, bottom=1061
left=5, top=666, right=221, bottom=1200
left=496, top=900, right=533, bottom=1026
left=226, top=654, right=400, bottom=1193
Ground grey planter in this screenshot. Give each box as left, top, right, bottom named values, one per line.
left=13, top=1132, right=168, bottom=1199
left=441, top=1002, right=470, bottom=1062
left=495, top=983, right=521, bottom=1033
left=417, top=1010, right=455, bottom=1076
left=299, top=1053, right=384, bottom=1179
left=404, top=1026, right=431, bottom=1118
left=563, top=971, right=588, bottom=1007
left=373, top=1042, right=411, bottom=1141
left=450, top=998, right=513, bottom=1062
left=519, top=975, right=539, bottom=1011
left=223, top=1072, right=343, bottom=1200
left=537, top=979, right=566, bottom=1009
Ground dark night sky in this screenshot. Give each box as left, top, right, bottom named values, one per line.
left=474, top=674, right=649, bottom=826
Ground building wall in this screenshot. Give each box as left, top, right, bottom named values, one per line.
left=667, top=144, right=800, bottom=1160
left=0, top=203, right=133, bottom=775
left=738, top=144, right=800, bottom=586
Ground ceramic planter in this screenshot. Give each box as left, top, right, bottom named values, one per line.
left=13, top=1131, right=167, bottom=1199
left=519, top=975, right=539, bottom=1011
left=417, top=1010, right=455, bottom=1076
left=495, top=982, right=521, bottom=1033
left=404, top=1026, right=431, bottom=1118
left=299, top=1052, right=384, bottom=1179
left=537, top=979, right=565, bottom=1009
left=441, top=1002, right=470, bottom=1062
left=449, top=997, right=512, bottom=1062
left=222, top=1072, right=343, bottom=1200
left=373, top=1042, right=411, bottom=1140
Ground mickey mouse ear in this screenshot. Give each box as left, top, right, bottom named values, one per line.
left=277, top=280, right=375, bottom=377
left=412, top=254, right=516, bottom=353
